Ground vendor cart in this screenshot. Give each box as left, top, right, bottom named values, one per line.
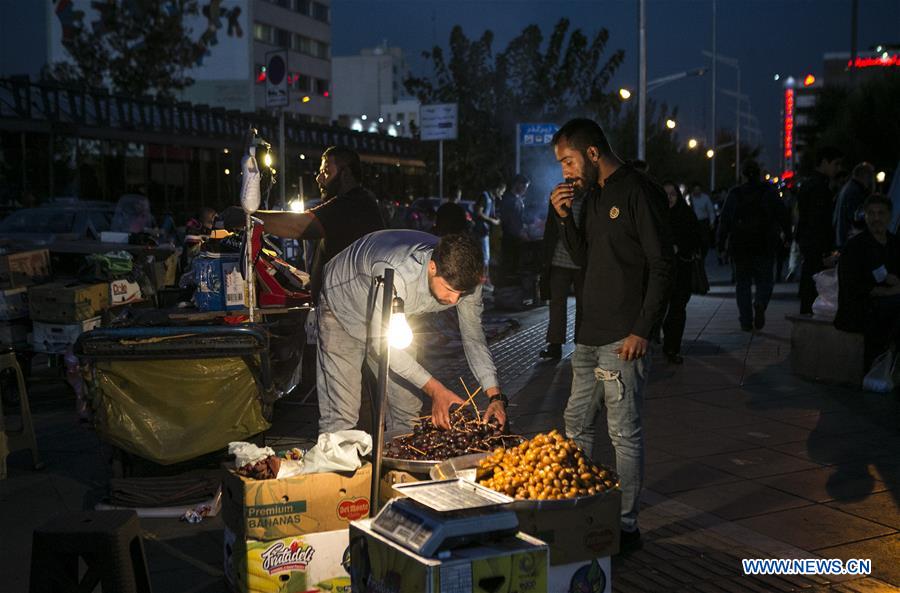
left=75, top=308, right=310, bottom=476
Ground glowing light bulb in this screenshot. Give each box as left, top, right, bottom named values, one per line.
left=388, top=297, right=413, bottom=349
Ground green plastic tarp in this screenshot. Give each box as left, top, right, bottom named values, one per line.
left=91, top=358, right=270, bottom=465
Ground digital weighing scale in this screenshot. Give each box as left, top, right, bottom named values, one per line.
left=371, top=479, right=519, bottom=558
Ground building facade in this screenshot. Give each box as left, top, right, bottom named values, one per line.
left=332, top=45, right=419, bottom=137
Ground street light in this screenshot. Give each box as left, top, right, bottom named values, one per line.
left=688, top=138, right=698, bottom=149
left=706, top=149, right=715, bottom=159
left=666, top=119, right=677, bottom=130
left=619, top=88, right=633, bottom=100
left=877, top=171, right=887, bottom=183
left=634, top=66, right=708, bottom=158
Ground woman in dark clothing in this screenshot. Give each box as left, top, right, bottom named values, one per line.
left=661, top=181, right=703, bottom=363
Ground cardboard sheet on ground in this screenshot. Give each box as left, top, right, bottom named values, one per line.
left=92, top=358, right=270, bottom=464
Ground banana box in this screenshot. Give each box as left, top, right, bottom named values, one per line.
left=222, top=463, right=371, bottom=540
left=224, top=527, right=351, bottom=593
left=349, top=519, right=548, bottom=593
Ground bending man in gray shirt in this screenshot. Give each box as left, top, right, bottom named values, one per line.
left=317, top=230, right=507, bottom=435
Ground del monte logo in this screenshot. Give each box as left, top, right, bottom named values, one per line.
left=261, top=540, right=316, bottom=574
left=338, top=497, right=370, bottom=521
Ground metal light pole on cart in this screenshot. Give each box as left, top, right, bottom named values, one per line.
left=368, top=268, right=414, bottom=513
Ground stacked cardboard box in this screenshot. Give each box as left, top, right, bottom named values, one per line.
left=221, top=463, right=372, bottom=593
left=28, top=282, right=108, bottom=353
left=0, top=249, right=51, bottom=348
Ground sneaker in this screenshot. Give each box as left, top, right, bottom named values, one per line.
left=619, top=528, right=643, bottom=555
left=539, top=344, right=562, bottom=360
left=754, top=303, right=766, bottom=330
left=664, top=351, right=683, bottom=364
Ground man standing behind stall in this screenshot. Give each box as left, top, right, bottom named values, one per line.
left=549, top=118, right=674, bottom=553
left=224, top=146, right=384, bottom=301
left=316, top=230, right=507, bottom=435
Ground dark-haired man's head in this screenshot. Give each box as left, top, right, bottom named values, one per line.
left=742, top=159, right=762, bottom=183
left=428, top=233, right=484, bottom=305
left=863, top=193, right=892, bottom=237
left=814, top=146, right=843, bottom=179
left=510, top=174, right=530, bottom=197
left=552, top=118, right=614, bottom=191
left=852, top=162, right=876, bottom=192
left=318, top=146, right=362, bottom=199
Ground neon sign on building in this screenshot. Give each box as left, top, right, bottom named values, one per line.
left=783, top=88, right=795, bottom=171
left=847, top=54, right=900, bottom=68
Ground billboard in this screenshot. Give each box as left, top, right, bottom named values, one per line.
left=47, top=0, right=250, bottom=81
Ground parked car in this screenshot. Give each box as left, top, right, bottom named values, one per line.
left=0, top=199, right=116, bottom=246
left=403, top=197, right=476, bottom=232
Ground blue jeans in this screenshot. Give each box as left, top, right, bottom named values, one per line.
left=565, top=340, right=649, bottom=532
left=734, top=255, right=774, bottom=327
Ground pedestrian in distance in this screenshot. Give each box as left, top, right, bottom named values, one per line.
left=717, top=159, right=792, bottom=331
left=660, top=181, right=702, bottom=363
left=796, top=146, right=843, bottom=314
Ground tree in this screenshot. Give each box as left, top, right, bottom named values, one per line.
left=45, top=0, right=209, bottom=99
left=802, top=73, right=900, bottom=177
left=405, top=19, right=625, bottom=193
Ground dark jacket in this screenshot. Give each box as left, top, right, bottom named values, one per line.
left=834, top=230, right=900, bottom=332
left=718, top=180, right=791, bottom=258
left=539, top=190, right=590, bottom=295
left=669, top=198, right=702, bottom=261
left=796, top=171, right=835, bottom=254
left=834, top=178, right=870, bottom=250
left=556, top=164, right=674, bottom=344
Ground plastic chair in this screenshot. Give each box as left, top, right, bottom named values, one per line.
left=0, top=350, right=42, bottom=479
left=29, top=510, right=153, bottom=593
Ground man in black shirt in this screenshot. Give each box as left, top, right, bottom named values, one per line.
left=434, top=188, right=470, bottom=236
left=717, top=160, right=791, bottom=331
left=796, top=146, right=843, bottom=314
left=549, top=118, right=674, bottom=552
left=834, top=194, right=900, bottom=367
left=224, top=146, right=385, bottom=302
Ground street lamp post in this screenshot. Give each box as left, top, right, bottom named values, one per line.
left=704, top=50, right=743, bottom=186
left=638, top=0, right=647, bottom=160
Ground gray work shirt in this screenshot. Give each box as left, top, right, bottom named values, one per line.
left=320, top=230, right=499, bottom=391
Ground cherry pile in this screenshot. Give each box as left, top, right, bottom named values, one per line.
left=385, top=410, right=523, bottom=461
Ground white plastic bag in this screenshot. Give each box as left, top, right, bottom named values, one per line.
left=300, top=430, right=372, bottom=474
left=228, top=442, right=274, bottom=467
left=862, top=351, right=896, bottom=393
left=811, top=268, right=838, bottom=318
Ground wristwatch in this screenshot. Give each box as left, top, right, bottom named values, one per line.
left=488, top=392, right=509, bottom=406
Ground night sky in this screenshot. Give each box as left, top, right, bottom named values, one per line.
left=332, top=0, right=900, bottom=173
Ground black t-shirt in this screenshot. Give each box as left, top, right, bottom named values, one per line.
left=309, top=186, right=385, bottom=300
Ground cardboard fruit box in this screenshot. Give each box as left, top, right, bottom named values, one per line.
left=28, top=282, right=109, bottom=323
left=222, top=463, right=372, bottom=541
left=224, top=527, right=351, bottom=593
left=514, top=488, right=621, bottom=565
left=0, top=249, right=51, bottom=288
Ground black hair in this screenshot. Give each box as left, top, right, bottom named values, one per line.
left=511, top=174, right=530, bottom=187
left=551, top=118, right=613, bottom=156
left=815, top=146, right=843, bottom=166
left=322, top=146, right=362, bottom=181
left=742, top=159, right=761, bottom=181
left=863, top=193, right=892, bottom=212
left=631, top=159, right=649, bottom=173
left=432, top=233, right=483, bottom=292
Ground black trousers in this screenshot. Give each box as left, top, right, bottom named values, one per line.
left=662, top=261, right=693, bottom=354
left=546, top=265, right=584, bottom=344
left=864, top=295, right=900, bottom=368
left=799, top=247, right=825, bottom=314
